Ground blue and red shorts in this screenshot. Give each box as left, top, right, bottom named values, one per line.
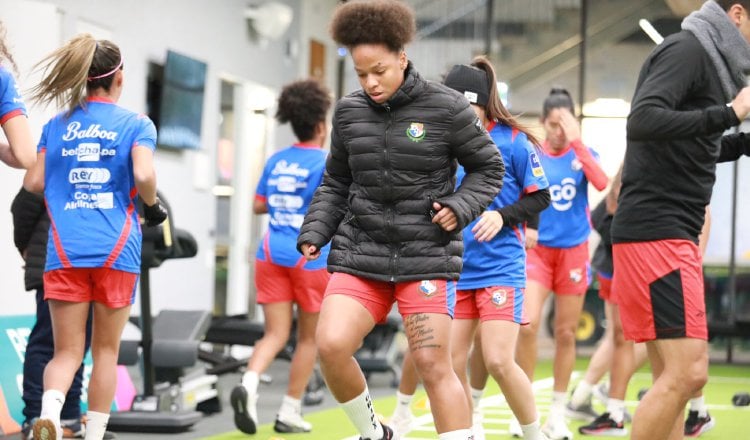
left=455, top=286, right=528, bottom=324
left=44, top=267, right=138, bottom=308
left=323, top=272, right=456, bottom=322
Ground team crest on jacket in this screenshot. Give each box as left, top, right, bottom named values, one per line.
left=491, top=289, right=508, bottom=307
left=406, top=122, right=426, bottom=142
left=419, top=280, right=437, bottom=297
left=570, top=268, right=583, bottom=283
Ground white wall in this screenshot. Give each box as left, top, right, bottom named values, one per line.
left=0, top=0, right=342, bottom=316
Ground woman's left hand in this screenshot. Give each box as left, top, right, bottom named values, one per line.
left=432, top=202, right=458, bottom=232
left=472, top=210, right=503, bottom=242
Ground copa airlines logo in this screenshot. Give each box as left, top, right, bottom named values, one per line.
left=68, top=168, right=111, bottom=184
left=62, top=121, right=118, bottom=142
left=61, top=143, right=116, bottom=161
left=549, top=177, right=577, bottom=211
left=64, top=192, right=114, bottom=210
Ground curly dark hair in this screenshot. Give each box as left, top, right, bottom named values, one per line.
left=276, top=79, right=332, bottom=142
left=330, top=0, right=416, bottom=52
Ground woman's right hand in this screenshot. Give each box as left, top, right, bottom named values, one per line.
left=558, top=108, right=581, bottom=144
left=301, top=243, right=320, bottom=261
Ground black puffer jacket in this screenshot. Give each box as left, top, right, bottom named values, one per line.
left=11, top=188, right=49, bottom=291
left=298, top=63, right=505, bottom=282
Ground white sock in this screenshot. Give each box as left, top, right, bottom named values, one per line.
left=40, top=389, right=65, bottom=429
left=438, top=428, right=473, bottom=439
left=278, top=395, right=302, bottom=418
left=521, top=419, right=545, bottom=440
left=606, top=398, right=626, bottom=424
left=242, top=370, right=260, bottom=395
left=550, top=391, right=567, bottom=418
left=570, top=380, right=593, bottom=407
left=470, top=387, right=484, bottom=412
left=689, top=396, right=707, bottom=417
left=341, top=388, right=382, bottom=440
left=394, top=391, right=414, bottom=417
left=83, top=411, right=109, bottom=440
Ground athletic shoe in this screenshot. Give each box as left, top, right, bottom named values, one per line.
left=230, top=384, right=258, bottom=434
left=542, top=417, right=574, bottom=440
left=508, top=416, right=523, bottom=438
left=578, top=412, right=627, bottom=437
left=684, top=411, right=715, bottom=437
left=274, top=412, right=312, bottom=433
left=32, top=419, right=57, bottom=440
left=389, top=410, right=414, bottom=436
left=566, top=401, right=600, bottom=422
left=592, top=382, right=609, bottom=406
left=359, top=423, right=399, bottom=440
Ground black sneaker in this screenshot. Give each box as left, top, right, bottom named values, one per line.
left=230, top=385, right=258, bottom=434
left=684, top=410, right=715, bottom=437
left=578, top=412, right=627, bottom=437
left=359, top=423, right=399, bottom=440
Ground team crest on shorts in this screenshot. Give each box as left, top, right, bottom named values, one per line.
left=570, top=268, right=583, bottom=283
left=406, top=122, right=426, bottom=142
left=491, top=289, right=508, bottom=307
left=419, top=280, right=437, bottom=297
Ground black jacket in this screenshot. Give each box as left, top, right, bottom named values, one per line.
left=11, top=188, right=49, bottom=291
left=612, top=31, right=745, bottom=243
left=298, top=63, right=505, bottom=282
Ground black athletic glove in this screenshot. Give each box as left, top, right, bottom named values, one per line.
left=143, top=198, right=168, bottom=227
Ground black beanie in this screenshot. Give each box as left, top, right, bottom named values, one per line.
left=443, top=64, right=490, bottom=106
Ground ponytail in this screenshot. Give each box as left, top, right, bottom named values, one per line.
left=0, top=21, right=19, bottom=75
left=30, top=34, right=122, bottom=113
left=470, top=55, right=541, bottom=148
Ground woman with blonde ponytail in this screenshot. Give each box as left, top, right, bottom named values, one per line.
left=0, top=20, right=35, bottom=169
left=24, top=34, right=167, bottom=440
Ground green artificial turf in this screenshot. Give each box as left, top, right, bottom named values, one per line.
left=206, top=358, right=750, bottom=439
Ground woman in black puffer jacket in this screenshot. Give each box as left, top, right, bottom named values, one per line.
left=296, top=2, right=504, bottom=439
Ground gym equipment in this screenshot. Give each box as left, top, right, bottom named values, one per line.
left=201, top=315, right=326, bottom=406
left=732, top=392, right=750, bottom=407
left=108, top=194, right=216, bottom=433
left=355, top=313, right=403, bottom=388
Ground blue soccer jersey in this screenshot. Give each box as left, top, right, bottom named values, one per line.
left=537, top=141, right=601, bottom=248
left=254, top=144, right=329, bottom=269
left=0, top=66, right=26, bottom=124
left=40, top=97, right=156, bottom=273
left=457, top=123, right=549, bottom=289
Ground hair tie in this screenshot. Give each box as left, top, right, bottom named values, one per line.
left=87, top=58, right=123, bottom=81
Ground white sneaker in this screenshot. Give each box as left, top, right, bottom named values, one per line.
left=230, top=384, right=258, bottom=434
left=472, top=410, right=486, bottom=440
left=542, top=417, right=574, bottom=440
left=592, top=382, right=609, bottom=406
left=274, top=411, right=312, bottom=433
left=389, top=410, right=414, bottom=436
left=509, top=416, right=524, bottom=438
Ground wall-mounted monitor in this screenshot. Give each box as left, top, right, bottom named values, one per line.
left=156, top=50, right=207, bottom=150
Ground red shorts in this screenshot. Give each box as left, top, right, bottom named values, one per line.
left=323, top=272, right=456, bottom=323
left=597, top=273, right=614, bottom=303
left=455, top=286, right=528, bottom=324
left=44, top=268, right=138, bottom=308
left=612, top=240, right=706, bottom=342
left=527, top=241, right=591, bottom=295
left=255, top=260, right=329, bottom=313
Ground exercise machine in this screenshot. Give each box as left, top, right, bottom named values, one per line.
left=108, top=194, right=217, bottom=433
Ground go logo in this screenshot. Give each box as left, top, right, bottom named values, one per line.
left=549, top=177, right=576, bottom=211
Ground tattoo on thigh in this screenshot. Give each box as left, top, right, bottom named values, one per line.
left=405, top=313, right=440, bottom=350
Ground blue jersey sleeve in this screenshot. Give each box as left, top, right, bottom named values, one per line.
left=0, top=68, right=26, bottom=123
left=37, top=121, right=50, bottom=153
left=134, top=115, right=157, bottom=151
left=522, top=146, right=549, bottom=193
